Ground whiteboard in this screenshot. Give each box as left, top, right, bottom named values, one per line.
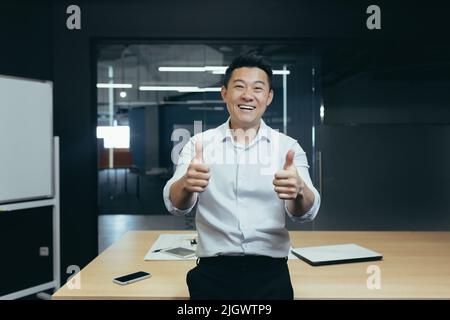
left=0, top=75, right=53, bottom=204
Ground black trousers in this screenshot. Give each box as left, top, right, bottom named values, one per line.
left=186, top=255, right=294, bottom=300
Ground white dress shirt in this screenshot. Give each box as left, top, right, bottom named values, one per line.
left=163, top=119, right=321, bottom=258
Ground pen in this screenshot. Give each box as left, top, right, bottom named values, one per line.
left=152, top=247, right=170, bottom=253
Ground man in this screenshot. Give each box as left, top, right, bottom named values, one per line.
left=163, top=52, right=321, bottom=300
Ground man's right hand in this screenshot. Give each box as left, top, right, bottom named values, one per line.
left=182, top=141, right=210, bottom=193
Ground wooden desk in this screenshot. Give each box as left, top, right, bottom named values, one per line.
left=52, top=231, right=450, bottom=299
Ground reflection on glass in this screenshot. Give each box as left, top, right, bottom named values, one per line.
left=96, top=126, right=130, bottom=149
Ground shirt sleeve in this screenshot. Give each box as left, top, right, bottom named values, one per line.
left=163, top=137, right=198, bottom=216
left=284, top=142, right=321, bottom=223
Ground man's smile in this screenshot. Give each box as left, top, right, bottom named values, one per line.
left=237, top=104, right=256, bottom=111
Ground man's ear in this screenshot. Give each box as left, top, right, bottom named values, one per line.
left=266, top=89, right=274, bottom=106
left=220, top=86, right=227, bottom=101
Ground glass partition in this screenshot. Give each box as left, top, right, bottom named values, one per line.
left=96, top=43, right=315, bottom=230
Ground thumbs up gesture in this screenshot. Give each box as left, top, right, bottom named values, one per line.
left=182, top=141, right=211, bottom=193
left=273, top=149, right=305, bottom=200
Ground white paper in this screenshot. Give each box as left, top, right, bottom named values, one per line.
left=144, top=233, right=198, bottom=260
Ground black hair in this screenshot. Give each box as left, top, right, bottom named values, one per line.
left=223, top=52, right=273, bottom=89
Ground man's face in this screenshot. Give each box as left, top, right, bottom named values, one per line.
left=221, top=67, right=273, bottom=130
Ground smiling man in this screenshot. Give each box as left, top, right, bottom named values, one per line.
left=163, top=52, right=321, bottom=300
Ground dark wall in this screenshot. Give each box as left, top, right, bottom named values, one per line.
left=322, top=41, right=450, bottom=125
left=316, top=125, right=450, bottom=230
left=0, top=2, right=52, bottom=80
left=52, top=3, right=98, bottom=284
left=2, top=0, right=448, bottom=287
left=315, top=38, right=450, bottom=230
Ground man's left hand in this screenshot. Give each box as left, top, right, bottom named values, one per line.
left=273, top=149, right=305, bottom=200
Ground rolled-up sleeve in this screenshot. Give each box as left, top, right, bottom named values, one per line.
left=284, top=142, right=321, bottom=223
left=163, top=138, right=198, bottom=216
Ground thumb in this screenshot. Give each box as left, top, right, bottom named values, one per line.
left=283, top=149, right=295, bottom=170
left=193, top=141, right=203, bottom=163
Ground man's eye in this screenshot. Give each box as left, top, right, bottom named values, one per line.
left=254, top=87, right=263, bottom=91
left=234, top=85, right=244, bottom=89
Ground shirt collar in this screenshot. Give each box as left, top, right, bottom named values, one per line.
left=219, top=118, right=271, bottom=143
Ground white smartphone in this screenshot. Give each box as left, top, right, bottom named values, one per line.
left=113, top=271, right=151, bottom=285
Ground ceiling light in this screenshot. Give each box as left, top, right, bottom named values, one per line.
left=177, top=87, right=221, bottom=92
left=158, top=67, right=205, bottom=72
left=139, top=86, right=221, bottom=93
left=158, top=66, right=290, bottom=75
left=204, top=66, right=227, bottom=72
left=201, top=87, right=222, bottom=92
left=139, top=86, right=199, bottom=91
left=97, top=83, right=133, bottom=89
left=273, top=70, right=291, bottom=75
